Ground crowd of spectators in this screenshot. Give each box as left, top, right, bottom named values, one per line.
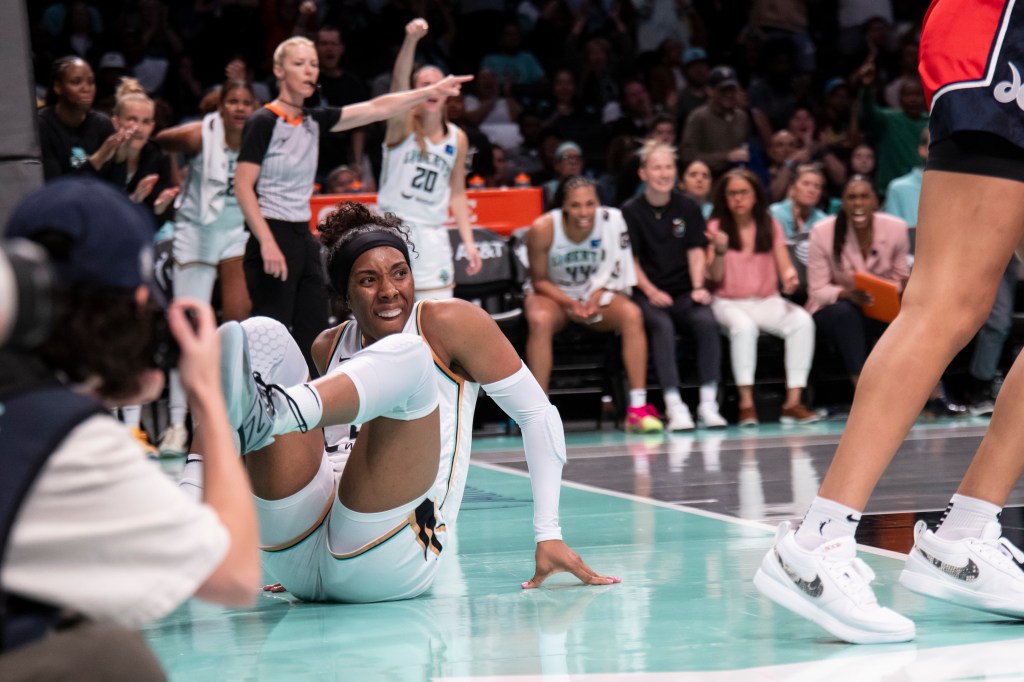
left=28, top=0, right=932, bottom=204
left=32, top=0, right=999, bottom=429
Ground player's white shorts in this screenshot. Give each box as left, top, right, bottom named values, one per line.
left=173, top=220, right=248, bottom=268
left=240, top=316, right=445, bottom=603
left=407, top=222, right=455, bottom=294
left=257, top=455, right=446, bottom=603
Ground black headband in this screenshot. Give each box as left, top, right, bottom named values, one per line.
left=329, top=229, right=411, bottom=293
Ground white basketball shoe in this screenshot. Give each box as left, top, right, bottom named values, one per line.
left=219, top=321, right=280, bottom=454
left=754, top=522, right=916, bottom=643
left=899, top=520, right=1024, bottom=619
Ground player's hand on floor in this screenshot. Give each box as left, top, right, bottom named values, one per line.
left=262, top=583, right=286, bottom=593
left=521, top=539, right=621, bottom=589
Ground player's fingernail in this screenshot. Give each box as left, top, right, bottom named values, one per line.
left=521, top=582, right=530, bottom=588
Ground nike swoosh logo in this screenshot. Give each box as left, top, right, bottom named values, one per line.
left=775, top=549, right=824, bottom=598
left=401, top=192, right=414, bottom=199
left=846, top=514, right=861, bottom=523
left=918, top=549, right=980, bottom=582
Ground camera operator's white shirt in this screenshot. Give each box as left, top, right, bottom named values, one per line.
left=2, top=414, right=229, bottom=627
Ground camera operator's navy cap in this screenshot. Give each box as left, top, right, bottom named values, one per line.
left=6, top=176, right=162, bottom=303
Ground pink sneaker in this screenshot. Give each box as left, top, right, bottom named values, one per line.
left=626, top=404, right=664, bottom=433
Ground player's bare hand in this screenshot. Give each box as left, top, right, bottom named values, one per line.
left=465, top=242, right=483, bottom=275
left=406, top=18, right=429, bottom=40
left=522, top=540, right=621, bottom=589
left=263, top=583, right=286, bottom=593
left=432, top=75, right=473, bottom=98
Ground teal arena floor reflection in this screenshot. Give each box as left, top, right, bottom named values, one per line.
left=146, top=423, right=1024, bottom=680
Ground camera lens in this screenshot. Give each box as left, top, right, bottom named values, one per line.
left=0, top=239, right=54, bottom=350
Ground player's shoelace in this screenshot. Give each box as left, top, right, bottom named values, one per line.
left=824, top=555, right=879, bottom=606
left=253, top=371, right=311, bottom=434
left=970, top=535, right=1024, bottom=573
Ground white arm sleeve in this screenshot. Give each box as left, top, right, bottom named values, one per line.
left=481, top=363, right=565, bottom=542
left=339, top=333, right=438, bottom=423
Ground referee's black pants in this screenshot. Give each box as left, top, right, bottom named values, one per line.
left=244, top=218, right=329, bottom=376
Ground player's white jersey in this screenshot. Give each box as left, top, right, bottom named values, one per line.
left=320, top=301, right=479, bottom=523
left=545, top=207, right=619, bottom=300
left=175, top=147, right=242, bottom=234
left=378, top=124, right=460, bottom=228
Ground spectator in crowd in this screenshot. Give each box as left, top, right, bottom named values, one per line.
left=770, top=163, right=827, bottom=239
left=488, top=143, right=514, bottom=187
left=378, top=18, right=482, bottom=300
left=0, top=178, right=257, bottom=679
left=481, top=20, right=547, bottom=90
left=575, top=36, right=623, bottom=114
left=616, top=115, right=678, bottom=205
left=746, top=37, right=801, bottom=131
left=525, top=176, right=664, bottom=432
left=506, top=109, right=547, bottom=182
left=806, top=175, right=909, bottom=387
left=235, top=36, right=470, bottom=373
left=153, top=79, right=258, bottom=456
left=883, top=128, right=927, bottom=226
left=679, top=158, right=713, bottom=218
left=37, top=56, right=122, bottom=181
left=856, top=55, right=928, bottom=194
left=49, top=0, right=104, bottom=65
left=463, top=66, right=523, bottom=150
left=545, top=68, right=601, bottom=153
left=681, top=65, right=752, bottom=177
left=95, top=78, right=179, bottom=225
left=446, top=92, right=494, bottom=180
left=884, top=39, right=922, bottom=110
left=543, top=141, right=585, bottom=210
left=675, top=47, right=712, bottom=133
left=305, top=25, right=370, bottom=187
left=766, top=129, right=808, bottom=202
left=622, top=142, right=727, bottom=430
left=323, top=164, right=362, bottom=193
left=747, top=0, right=816, bottom=73
left=706, top=169, right=817, bottom=425
left=606, top=79, right=656, bottom=139
left=816, top=77, right=861, bottom=193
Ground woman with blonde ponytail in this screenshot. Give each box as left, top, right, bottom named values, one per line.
left=97, top=77, right=178, bottom=219
left=378, top=18, right=482, bottom=300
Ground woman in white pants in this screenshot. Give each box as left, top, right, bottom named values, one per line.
left=707, top=169, right=817, bottom=426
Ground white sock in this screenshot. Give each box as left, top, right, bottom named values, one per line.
left=629, top=389, right=647, bottom=409
left=121, top=405, right=141, bottom=429
left=168, top=369, right=188, bottom=427
left=271, top=383, right=325, bottom=435
left=663, top=388, right=685, bottom=413
left=794, top=496, right=862, bottom=550
left=699, top=383, right=717, bottom=407
left=935, top=494, right=1002, bottom=541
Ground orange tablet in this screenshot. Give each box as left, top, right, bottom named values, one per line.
left=853, top=272, right=901, bottom=323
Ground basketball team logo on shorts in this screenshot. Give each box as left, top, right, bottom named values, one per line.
left=409, top=498, right=443, bottom=560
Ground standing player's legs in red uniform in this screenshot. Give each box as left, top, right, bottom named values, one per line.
left=755, top=0, right=1024, bottom=643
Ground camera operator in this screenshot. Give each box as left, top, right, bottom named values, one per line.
left=0, top=177, right=258, bottom=681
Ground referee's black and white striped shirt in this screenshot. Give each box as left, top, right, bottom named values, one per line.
left=239, top=104, right=342, bottom=222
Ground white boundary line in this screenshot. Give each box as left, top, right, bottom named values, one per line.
left=471, top=460, right=909, bottom=560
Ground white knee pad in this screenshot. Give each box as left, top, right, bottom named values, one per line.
left=241, top=316, right=309, bottom=384
left=336, top=333, right=438, bottom=424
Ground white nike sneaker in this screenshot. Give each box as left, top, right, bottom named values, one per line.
left=666, top=404, right=695, bottom=431
left=219, top=321, right=277, bottom=454
left=696, top=402, right=727, bottom=429
left=899, top=520, right=1024, bottom=619
left=754, top=522, right=916, bottom=643
left=158, top=423, right=190, bottom=457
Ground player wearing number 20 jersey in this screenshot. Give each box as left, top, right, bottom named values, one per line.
left=377, top=123, right=462, bottom=294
